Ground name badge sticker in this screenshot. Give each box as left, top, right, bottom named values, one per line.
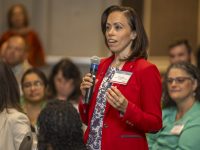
left=110, top=70, right=132, bottom=85
left=170, top=124, right=184, bottom=135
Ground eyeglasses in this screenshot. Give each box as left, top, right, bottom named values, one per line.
left=23, top=80, right=44, bottom=89
left=167, top=77, right=193, bottom=84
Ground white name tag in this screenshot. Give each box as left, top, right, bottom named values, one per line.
left=170, top=124, right=184, bottom=135
left=110, top=70, right=132, bottom=85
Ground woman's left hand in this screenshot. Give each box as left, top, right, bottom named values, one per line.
left=106, top=86, right=128, bottom=113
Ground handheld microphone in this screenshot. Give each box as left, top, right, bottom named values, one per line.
left=84, top=56, right=100, bottom=104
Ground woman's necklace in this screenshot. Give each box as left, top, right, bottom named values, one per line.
left=115, top=61, right=122, bottom=68
left=112, top=59, right=123, bottom=69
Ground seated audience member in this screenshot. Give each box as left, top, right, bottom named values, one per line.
left=0, top=60, right=32, bottom=150
left=21, top=68, right=47, bottom=128
left=0, top=3, right=45, bottom=67
left=147, top=62, right=200, bottom=150
left=168, top=40, right=192, bottom=64
left=37, top=100, right=86, bottom=150
left=2, top=35, right=31, bottom=91
left=48, top=58, right=81, bottom=109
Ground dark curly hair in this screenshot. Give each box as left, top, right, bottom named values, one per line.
left=37, top=100, right=86, bottom=150
left=48, top=58, right=81, bottom=102
left=101, top=5, right=148, bottom=61
left=162, top=62, right=200, bottom=108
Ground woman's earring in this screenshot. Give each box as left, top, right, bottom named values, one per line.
left=193, top=92, right=196, bottom=97
left=132, top=33, right=137, bottom=40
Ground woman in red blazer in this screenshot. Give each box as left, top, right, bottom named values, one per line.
left=79, top=5, right=162, bottom=150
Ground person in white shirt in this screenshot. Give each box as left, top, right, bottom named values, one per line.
left=0, top=60, right=32, bottom=150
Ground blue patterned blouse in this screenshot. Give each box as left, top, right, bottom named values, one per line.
left=86, top=66, right=118, bottom=150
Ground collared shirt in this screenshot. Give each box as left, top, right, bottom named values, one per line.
left=147, top=101, right=200, bottom=150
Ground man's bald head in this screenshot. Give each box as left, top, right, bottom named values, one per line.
left=3, top=35, right=27, bottom=66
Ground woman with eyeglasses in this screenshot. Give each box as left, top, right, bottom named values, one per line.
left=21, top=68, right=48, bottom=149
left=147, top=62, right=200, bottom=150
left=21, top=68, right=47, bottom=128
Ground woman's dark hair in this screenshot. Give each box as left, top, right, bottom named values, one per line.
left=21, top=68, right=48, bottom=89
left=48, top=58, right=81, bottom=101
left=101, top=5, right=148, bottom=61
left=7, top=4, right=29, bottom=28
left=162, top=62, right=200, bottom=108
left=37, top=100, right=86, bottom=150
left=0, top=60, right=22, bottom=112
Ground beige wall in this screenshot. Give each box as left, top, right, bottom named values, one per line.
left=149, top=0, right=198, bottom=56
left=0, top=0, right=120, bottom=57
left=48, top=0, right=103, bottom=56
left=143, top=0, right=199, bottom=72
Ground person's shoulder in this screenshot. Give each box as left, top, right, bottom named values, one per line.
left=100, top=55, right=113, bottom=63
left=23, top=60, right=32, bottom=70
left=6, top=109, right=29, bottom=125
left=162, top=107, right=175, bottom=118
left=188, top=102, right=200, bottom=123
left=6, top=109, right=27, bottom=119
left=134, top=58, right=155, bottom=69
left=160, top=107, right=176, bottom=126
left=134, top=58, right=159, bottom=75
left=98, top=55, right=114, bottom=68
left=1, top=30, right=12, bottom=35
left=0, top=30, right=13, bottom=41
left=25, top=28, right=39, bottom=36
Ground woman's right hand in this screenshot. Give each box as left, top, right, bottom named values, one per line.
left=80, top=73, right=93, bottom=97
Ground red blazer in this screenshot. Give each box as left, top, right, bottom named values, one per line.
left=0, top=30, right=45, bottom=67
left=79, top=55, right=162, bottom=150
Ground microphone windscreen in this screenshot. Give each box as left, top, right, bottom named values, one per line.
left=91, top=56, right=100, bottom=65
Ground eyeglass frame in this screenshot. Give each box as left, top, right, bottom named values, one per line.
left=167, top=76, right=194, bottom=85
left=22, top=80, right=44, bottom=89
